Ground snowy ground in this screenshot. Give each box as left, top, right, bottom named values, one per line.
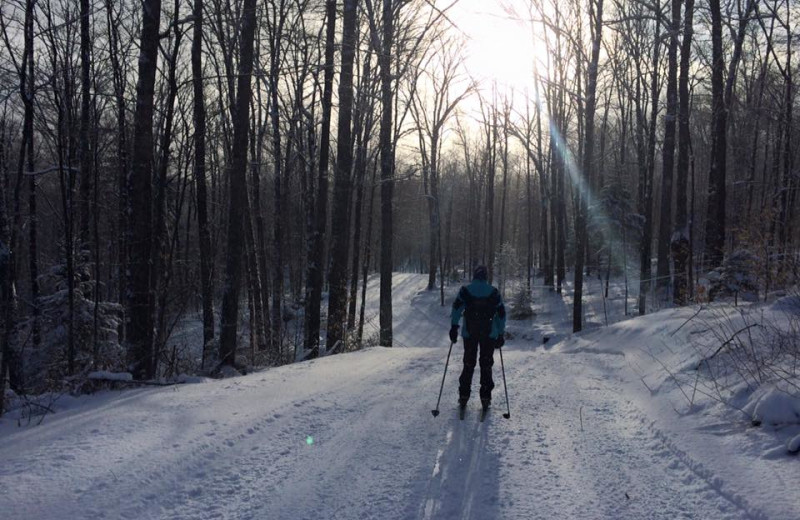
left=1, top=273, right=798, bottom=519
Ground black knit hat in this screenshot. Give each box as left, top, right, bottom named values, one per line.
left=473, top=265, right=488, bottom=280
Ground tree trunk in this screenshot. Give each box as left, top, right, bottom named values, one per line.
left=218, top=0, right=259, bottom=367
left=0, top=115, right=10, bottom=414
left=555, top=135, right=566, bottom=294
left=499, top=102, right=510, bottom=284
left=127, top=0, right=162, bottom=379
left=639, top=18, right=660, bottom=316
left=191, top=0, right=215, bottom=361
left=656, top=0, right=681, bottom=302
left=427, top=134, right=439, bottom=292
left=348, top=51, right=374, bottom=331
left=1, top=0, right=36, bottom=407
left=326, top=0, right=359, bottom=353
left=25, top=7, right=40, bottom=353
left=304, top=0, right=336, bottom=358
left=487, top=102, right=498, bottom=283
left=379, top=0, right=395, bottom=347
left=704, top=0, right=756, bottom=270
left=705, top=0, right=726, bottom=270
left=268, top=2, right=288, bottom=359
left=777, top=3, right=793, bottom=264
left=79, top=0, right=92, bottom=248
left=252, top=76, right=272, bottom=357
left=358, top=159, right=379, bottom=345
left=152, top=9, right=183, bottom=371
left=244, top=203, right=268, bottom=354
left=573, top=0, right=603, bottom=333
left=534, top=74, right=551, bottom=289
left=104, top=0, right=128, bottom=311
left=672, top=0, right=694, bottom=305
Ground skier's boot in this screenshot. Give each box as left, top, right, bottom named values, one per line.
left=480, top=398, right=490, bottom=422
left=458, top=397, right=468, bottom=420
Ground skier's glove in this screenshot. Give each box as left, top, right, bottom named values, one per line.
left=449, top=325, right=459, bottom=343
left=495, top=336, right=505, bottom=349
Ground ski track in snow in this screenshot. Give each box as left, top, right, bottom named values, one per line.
left=1, top=274, right=796, bottom=519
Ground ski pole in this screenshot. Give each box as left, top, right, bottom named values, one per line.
left=431, top=341, right=455, bottom=417
left=499, top=347, right=511, bottom=419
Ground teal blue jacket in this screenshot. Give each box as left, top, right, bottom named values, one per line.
left=450, top=279, right=506, bottom=339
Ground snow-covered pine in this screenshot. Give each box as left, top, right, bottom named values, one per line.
left=25, top=255, right=123, bottom=393
left=509, top=284, right=534, bottom=320
left=703, top=249, right=759, bottom=302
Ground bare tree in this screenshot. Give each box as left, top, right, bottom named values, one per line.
left=672, top=0, right=694, bottom=305
left=126, top=0, right=167, bottom=378
left=704, top=0, right=757, bottom=270
left=372, top=0, right=396, bottom=347
left=218, top=0, right=260, bottom=367
left=410, top=38, right=471, bottom=297
left=655, top=0, right=681, bottom=302
left=573, top=0, right=604, bottom=332
left=326, top=0, right=359, bottom=352
left=192, top=0, right=216, bottom=363
left=304, top=0, right=336, bottom=359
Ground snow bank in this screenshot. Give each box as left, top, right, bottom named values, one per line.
left=87, top=371, right=133, bottom=381
left=748, top=387, right=800, bottom=427
left=175, top=373, right=211, bottom=384
left=771, top=293, right=800, bottom=312
left=788, top=434, right=800, bottom=453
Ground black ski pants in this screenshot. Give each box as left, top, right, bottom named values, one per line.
left=459, top=335, right=495, bottom=401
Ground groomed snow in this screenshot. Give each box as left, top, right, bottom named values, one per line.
left=1, top=273, right=798, bottom=519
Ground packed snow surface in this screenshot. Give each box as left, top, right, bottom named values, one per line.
left=2, top=273, right=798, bottom=519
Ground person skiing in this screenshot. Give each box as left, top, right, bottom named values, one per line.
left=449, top=265, right=506, bottom=414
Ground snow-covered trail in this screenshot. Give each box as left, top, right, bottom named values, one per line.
left=359, top=272, right=452, bottom=348
left=1, top=274, right=796, bottom=519
left=495, top=351, right=769, bottom=520
left=417, top=349, right=774, bottom=519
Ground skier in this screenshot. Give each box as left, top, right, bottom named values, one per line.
left=449, top=265, right=506, bottom=415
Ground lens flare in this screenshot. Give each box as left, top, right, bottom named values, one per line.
left=548, top=121, right=639, bottom=286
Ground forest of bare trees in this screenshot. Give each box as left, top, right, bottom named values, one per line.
left=2, top=0, right=799, bottom=411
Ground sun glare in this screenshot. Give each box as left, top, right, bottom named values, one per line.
left=449, top=0, right=540, bottom=95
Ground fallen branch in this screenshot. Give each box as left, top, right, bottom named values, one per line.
left=87, top=377, right=185, bottom=387
left=696, top=324, right=761, bottom=369
left=637, top=346, right=694, bottom=407
left=671, top=306, right=705, bottom=337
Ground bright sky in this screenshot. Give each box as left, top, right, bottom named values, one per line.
left=445, top=0, right=540, bottom=96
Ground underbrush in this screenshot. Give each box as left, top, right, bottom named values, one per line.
left=681, top=296, right=800, bottom=451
